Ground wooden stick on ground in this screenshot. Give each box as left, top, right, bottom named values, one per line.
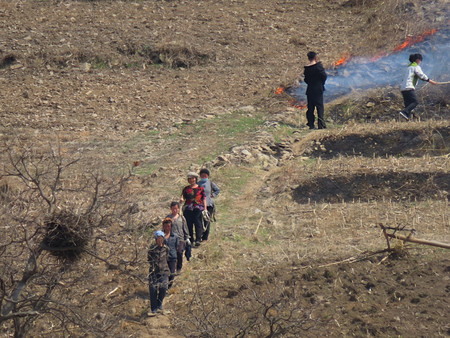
left=253, top=215, right=263, bottom=236
left=379, top=224, right=450, bottom=250
left=384, top=232, right=450, bottom=249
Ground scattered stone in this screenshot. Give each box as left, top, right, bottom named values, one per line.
left=239, top=105, right=256, bottom=113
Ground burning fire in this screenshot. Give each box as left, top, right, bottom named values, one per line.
left=393, top=29, right=438, bottom=52
left=371, top=52, right=387, bottom=62
left=275, top=87, right=285, bottom=94
left=289, top=99, right=306, bottom=110
left=334, top=29, right=439, bottom=64
left=275, top=87, right=306, bottom=109
left=333, top=53, right=351, bottom=67
left=285, top=27, right=445, bottom=105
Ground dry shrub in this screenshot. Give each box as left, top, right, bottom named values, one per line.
left=0, top=181, right=9, bottom=201
left=41, top=210, right=92, bottom=261
left=342, top=0, right=380, bottom=7
left=0, top=53, right=16, bottom=69
left=288, top=37, right=306, bottom=46
left=117, top=41, right=214, bottom=68
left=156, top=44, right=214, bottom=68
left=174, top=277, right=324, bottom=337
left=390, top=240, right=409, bottom=258
left=27, top=41, right=214, bottom=69
left=0, top=141, right=140, bottom=337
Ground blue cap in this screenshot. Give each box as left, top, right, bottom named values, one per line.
left=154, top=230, right=165, bottom=238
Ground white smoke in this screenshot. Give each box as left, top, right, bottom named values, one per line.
left=288, top=28, right=450, bottom=103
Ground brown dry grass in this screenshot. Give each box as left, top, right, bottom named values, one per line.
left=1, top=0, right=449, bottom=336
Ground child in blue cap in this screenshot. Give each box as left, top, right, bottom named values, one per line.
left=147, top=230, right=170, bottom=316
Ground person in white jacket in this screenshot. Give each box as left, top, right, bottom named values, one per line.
left=399, top=53, right=436, bottom=120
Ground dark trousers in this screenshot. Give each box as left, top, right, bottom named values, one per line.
left=176, top=251, right=183, bottom=272
left=202, top=205, right=214, bottom=241
left=306, top=94, right=326, bottom=129
left=184, top=208, right=203, bottom=243
left=149, top=273, right=168, bottom=312
left=168, top=260, right=176, bottom=289
left=401, top=90, right=418, bottom=117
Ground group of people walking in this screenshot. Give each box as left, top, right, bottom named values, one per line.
left=147, top=169, right=220, bottom=316
left=147, top=51, right=437, bottom=316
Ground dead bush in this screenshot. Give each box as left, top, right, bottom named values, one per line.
left=41, top=210, right=92, bottom=261
left=0, top=141, right=146, bottom=337
left=144, top=43, right=214, bottom=68
left=173, top=277, right=326, bottom=337
left=0, top=54, right=16, bottom=69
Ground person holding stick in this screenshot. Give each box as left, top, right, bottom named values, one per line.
left=399, top=53, right=436, bottom=120
left=197, top=168, right=220, bottom=242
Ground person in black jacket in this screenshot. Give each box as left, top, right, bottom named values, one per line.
left=304, top=51, right=327, bottom=129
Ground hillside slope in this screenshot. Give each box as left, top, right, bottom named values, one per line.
left=0, top=0, right=449, bottom=337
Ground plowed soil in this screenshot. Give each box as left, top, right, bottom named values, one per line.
left=1, top=0, right=449, bottom=337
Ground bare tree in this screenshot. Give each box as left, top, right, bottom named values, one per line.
left=0, top=141, right=145, bottom=337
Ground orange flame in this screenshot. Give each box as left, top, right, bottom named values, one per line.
left=275, top=87, right=285, bottom=95
left=333, top=53, right=351, bottom=67
left=289, top=99, right=307, bottom=110
left=393, top=29, right=438, bottom=52
left=371, top=52, right=387, bottom=62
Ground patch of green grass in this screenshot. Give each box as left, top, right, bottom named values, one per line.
left=213, top=167, right=255, bottom=227
left=220, top=167, right=253, bottom=194
left=194, top=119, right=207, bottom=132
left=149, top=63, right=164, bottom=69
left=125, top=62, right=141, bottom=69
left=173, top=121, right=188, bottom=129
left=256, top=227, right=272, bottom=240
left=162, top=132, right=180, bottom=142
left=223, top=233, right=264, bottom=248
left=272, top=123, right=295, bottom=143
left=199, top=153, right=218, bottom=164
left=92, top=57, right=109, bottom=69
left=217, top=111, right=264, bottom=137
left=121, top=130, right=161, bottom=154
left=133, top=164, right=156, bottom=176
left=118, top=111, right=264, bottom=169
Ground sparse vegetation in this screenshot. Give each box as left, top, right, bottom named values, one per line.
left=0, top=142, right=144, bottom=336
left=0, top=0, right=448, bottom=336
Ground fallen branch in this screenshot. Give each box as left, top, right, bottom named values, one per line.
left=317, top=256, right=357, bottom=268
left=384, top=232, right=450, bottom=249
left=379, top=224, right=450, bottom=250
left=317, top=249, right=390, bottom=268
left=253, top=215, right=263, bottom=236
